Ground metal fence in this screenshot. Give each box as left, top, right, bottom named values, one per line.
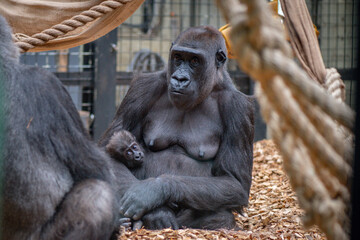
left=307, top=0, right=358, bottom=108
left=20, top=0, right=358, bottom=137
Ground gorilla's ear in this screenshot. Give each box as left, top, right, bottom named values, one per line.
left=216, top=50, right=227, bottom=68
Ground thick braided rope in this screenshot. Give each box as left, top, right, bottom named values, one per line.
left=216, top=0, right=354, bottom=239
left=324, top=68, right=346, bottom=102
left=323, top=68, right=354, bottom=164
left=13, top=0, right=132, bottom=53
left=257, top=84, right=349, bottom=240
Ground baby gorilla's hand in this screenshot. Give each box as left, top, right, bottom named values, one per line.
left=132, top=220, right=143, bottom=230
left=117, top=217, right=132, bottom=231
left=117, top=217, right=143, bottom=231
left=142, top=206, right=179, bottom=230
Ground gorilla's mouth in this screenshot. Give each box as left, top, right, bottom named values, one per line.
left=171, top=90, right=186, bottom=95
left=135, top=153, right=144, bottom=162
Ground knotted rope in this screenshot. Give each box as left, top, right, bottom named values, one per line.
left=324, top=68, right=346, bottom=102
left=13, top=0, right=131, bottom=53
left=216, top=0, right=354, bottom=239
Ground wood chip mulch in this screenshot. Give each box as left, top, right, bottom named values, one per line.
left=118, top=139, right=327, bottom=240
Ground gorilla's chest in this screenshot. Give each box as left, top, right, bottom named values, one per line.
left=143, top=96, right=222, bottom=161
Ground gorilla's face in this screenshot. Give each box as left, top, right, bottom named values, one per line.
left=167, top=26, right=227, bottom=111
left=168, top=45, right=204, bottom=110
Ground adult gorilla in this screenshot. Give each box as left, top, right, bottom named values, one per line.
left=100, top=26, right=254, bottom=230
left=0, top=15, right=141, bottom=240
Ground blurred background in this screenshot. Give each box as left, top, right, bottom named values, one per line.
left=20, top=0, right=358, bottom=140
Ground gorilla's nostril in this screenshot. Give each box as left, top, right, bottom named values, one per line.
left=179, top=77, right=189, bottom=82
left=181, top=80, right=190, bottom=88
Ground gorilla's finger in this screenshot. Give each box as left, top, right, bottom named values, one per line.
left=119, top=196, right=133, bottom=215
left=117, top=217, right=131, bottom=225
left=170, top=219, right=179, bottom=230
left=119, top=196, right=129, bottom=209
left=119, top=205, right=126, bottom=215
left=124, top=204, right=144, bottom=220
left=123, top=208, right=134, bottom=218
left=133, top=220, right=143, bottom=230
left=120, top=222, right=132, bottom=229
left=132, top=208, right=146, bottom=221
left=123, top=222, right=132, bottom=227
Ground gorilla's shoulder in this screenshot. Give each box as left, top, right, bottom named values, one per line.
left=235, top=90, right=255, bottom=107
left=217, top=87, right=255, bottom=122
left=130, top=70, right=167, bottom=86
left=20, top=64, right=63, bottom=89
left=218, top=81, right=254, bottom=106
left=18, top=65, right=77, bottom=113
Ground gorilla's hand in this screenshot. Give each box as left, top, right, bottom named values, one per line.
left=132, top=220, right=143, bottom=230
left=117, top=217, right=143, bottom=231
left=142, top=206, right=179, bottom=230
left=119, top=178, right=167, bottom=220
left=117, top=217, right=132, bottom=231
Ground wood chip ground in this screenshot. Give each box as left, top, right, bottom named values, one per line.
left=118, top=140, right=327, bottom=239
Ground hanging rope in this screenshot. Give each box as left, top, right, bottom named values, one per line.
left=216, top=0, right=354, bottom=239
left=0, top=0, right=144, bottom=52
left=13, top=0, right=129, bottom=53
left=324, top=68, right=346, bottom=102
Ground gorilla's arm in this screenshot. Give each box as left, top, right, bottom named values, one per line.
left=16, top=67, right=115, bottom=183
left=98, top=71, right=171, bottom=212
left=98, top=71, right=167, bottom=147
left=35, top=69, right=142, bottom=197
left=120, top=89, right=255, bottom=219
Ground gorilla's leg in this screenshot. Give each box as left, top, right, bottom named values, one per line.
left=40, top=179, right=116, bottom=240
left=176, top=209, right=236, bottom=230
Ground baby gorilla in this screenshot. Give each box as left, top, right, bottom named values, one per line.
left=106, top=130, right=146, bottom=230
left=106, top=130, right=144, bottom=169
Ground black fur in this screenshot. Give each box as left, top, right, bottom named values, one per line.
left=0, top=15, right=138, bottom=240
left=100, top=26, right=254, bottom=230
left=106, top=130, right=144, bottom=169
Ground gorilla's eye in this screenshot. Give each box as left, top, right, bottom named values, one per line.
left=216, top=51, right=226, bottom=64
left=132, top=144, right=138, bottom=150
left=173, top=54, right=182, bottom=66
left=190, top=57, right=200, bottom=67
left=126, top=150, right=132, bottom=156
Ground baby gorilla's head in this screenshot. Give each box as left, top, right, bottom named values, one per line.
left=106, top=130, right=144, bottom=169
